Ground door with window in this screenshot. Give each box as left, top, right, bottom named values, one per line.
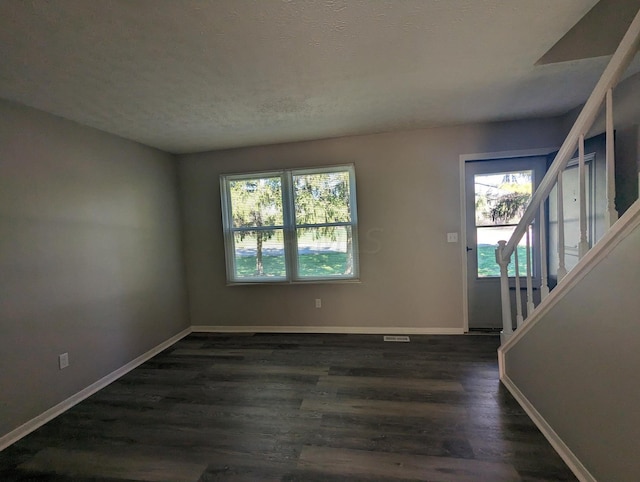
left=465, top=157, right=546, bottom=329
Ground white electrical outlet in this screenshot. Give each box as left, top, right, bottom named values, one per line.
left=315, top=298, right=322, bottom=308
left=447, top=232, right=458, bottom=243
left=58, top=353, right=69, bottom=370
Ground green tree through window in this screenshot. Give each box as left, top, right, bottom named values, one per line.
left=229, top=177, right=283, bottom=276
left=221, top=165, right=359, bottom=283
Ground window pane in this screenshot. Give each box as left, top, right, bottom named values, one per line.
left=233, top=230, right=286, bottom=279
left=229, top=177, right=283, bottom=228
left=475, top=170, right=532, bottom=226
left=296, top=226, right=354, bottom=277
left=222, top=166, right=358, bottom=284
left=477, top=226, right=531, bottom=278
left=293, top=171, right=351, bottom=224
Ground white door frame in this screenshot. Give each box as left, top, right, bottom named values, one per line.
left=459, top=147, right=558, bottom=332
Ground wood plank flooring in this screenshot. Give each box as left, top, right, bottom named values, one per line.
left=0, top=333, right=577, bottom=481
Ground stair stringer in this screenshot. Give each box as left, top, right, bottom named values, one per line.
left=498, top=198, right=640, bottom=482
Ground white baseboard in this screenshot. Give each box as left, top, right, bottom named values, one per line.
left=500, top=373, right=596, bottom=482
left=191, top=325, right=464, bottom=335
left=0, top=327, right=192, bottom=451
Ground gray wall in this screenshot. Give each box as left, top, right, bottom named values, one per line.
left=615, top=123, right=640, bottom=214
left=504, top=208, right=640, bottom=482
left=178, top=118, right=564, bottom=331
left=608, top=70, right=640, bottom=216
left=0, top=100, right=189, bottom=437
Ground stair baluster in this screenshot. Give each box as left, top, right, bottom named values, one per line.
left=557, top=169, right=568, bottom=280
left=514, top=242, right=524, bottom=328
left=496, top=7, right=640, bottom=343
left=525, top=227, right=535, bottom=317
left=606, top=88, right=618, bottom=228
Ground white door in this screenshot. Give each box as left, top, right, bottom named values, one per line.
left=465, top=157, right=546, bottom=329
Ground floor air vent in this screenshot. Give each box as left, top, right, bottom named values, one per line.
left=383, top=335, right=410, bottom=342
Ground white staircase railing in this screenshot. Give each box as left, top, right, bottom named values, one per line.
left=497, top=8, right=640, bottom=344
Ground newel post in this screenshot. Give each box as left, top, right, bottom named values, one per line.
left=496, top=241, right=513, bottom=344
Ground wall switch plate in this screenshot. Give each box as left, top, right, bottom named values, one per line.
left=447, top=232, right=458, bottom=243
left=58, top=353, right=69, bottom=370
left=315, top=298, right=322, bottom=308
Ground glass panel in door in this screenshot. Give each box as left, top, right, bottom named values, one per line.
left=474, top=170, right=533, bottom=278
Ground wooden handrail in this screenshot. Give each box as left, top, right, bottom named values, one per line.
left=500, top=8, right=640, bottom=263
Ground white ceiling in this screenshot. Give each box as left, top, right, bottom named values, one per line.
left=0, top=0, right=634, bottom=154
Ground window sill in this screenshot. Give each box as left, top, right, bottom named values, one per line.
left=226, top=278, right=361, bottom=286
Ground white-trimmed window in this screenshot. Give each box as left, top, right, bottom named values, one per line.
left=220, top=164, right=359, bottom=284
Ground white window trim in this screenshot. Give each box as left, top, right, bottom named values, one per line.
left=220, top=164, right=359, bottom=284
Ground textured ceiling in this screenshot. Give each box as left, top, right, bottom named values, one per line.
left=0, top=0, right=636, bottom=154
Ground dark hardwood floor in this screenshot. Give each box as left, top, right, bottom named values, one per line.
left=0, top=333, right=577, bottom=481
